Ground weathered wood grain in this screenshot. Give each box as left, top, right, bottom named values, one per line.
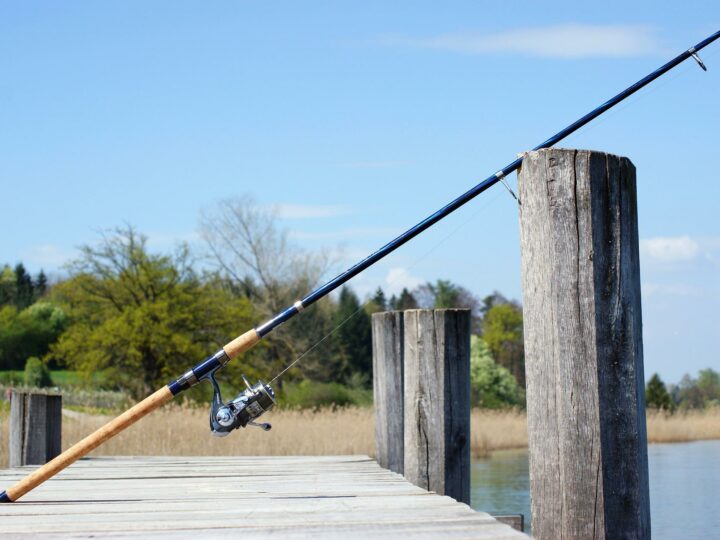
left=0, top=456, right=527, bottom=539
left=403, top=309, right=471, bottom=505
left=494, top=514, right=524, bottom=533
left=5, top=386, right=173, bottom=502
left=518, top=148, right=650, bottom=539
left=9, top=392, right=62, bottom=468
left=372, top=311, right=404, bottom=474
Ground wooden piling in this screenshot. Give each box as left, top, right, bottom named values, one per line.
left=518, top=148, right=650, bottom=539
left=403, top=308, right=471, bottom=505
left=9, top=391, right=62, bottom=467
left=372, top=311, right=405, bottom=474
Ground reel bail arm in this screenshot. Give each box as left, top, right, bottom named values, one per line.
left=202, top=367, right=276, bottom=437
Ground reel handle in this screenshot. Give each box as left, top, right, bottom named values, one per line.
left=202, top=365, right=276, bottom=436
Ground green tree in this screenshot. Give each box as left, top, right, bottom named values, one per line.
left=24, top=356, right=52, bottom=388
left=414, top=279, right=481, bottom=331
left=675, top=374, right=705, bottom=409
left=14, top=263, right=35, bottom=309
left=0, top=302, right=67, bottom=370
left=479, top=291, right=509, bottom=319
left=50, top=227, right=258, bottom=398
left=0, top=265, right=17, bottom=306
left=481, top=302, right=525, bottom=387
left=366, top=287, right=387, bottom=313
left=332, top=286, right=372, bottom=386
left=645, top=373, right=675, bottom=412
left=470, top=336, right=524, bottom=409
left=35, top=270, right=48, bottom=299
left=697, top=368, right=720, bottom=407
left=389, top=288, right=418, bottom=310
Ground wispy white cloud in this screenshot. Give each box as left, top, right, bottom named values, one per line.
left=380, top=24, right=663, bottom=59
left=640, top=235, right=700, bottom=263
left=385, top=267, right=424, bottom=296
left=20, top=244, right=76, bottom=268
left=274, top=203, right=351, bottom=219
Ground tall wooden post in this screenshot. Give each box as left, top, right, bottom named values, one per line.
left=372, top=311, right=405, bottom=474
left=518, top=149, right=650, bottom=539
left=403, top=308, right=471, bottom=504
left=10, top=391, right=62, bottom=467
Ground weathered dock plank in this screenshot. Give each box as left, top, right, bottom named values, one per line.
left=0, top=456, right=526, bottom=539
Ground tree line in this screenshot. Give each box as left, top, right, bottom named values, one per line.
left=0, top=263, right=64, bottom=371
left=0, top=198, right=528, bottom=405
left=645, top=369, right=720, bottom=412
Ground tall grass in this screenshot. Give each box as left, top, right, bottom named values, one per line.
left=471, top=409, right=528, bottom=458
left=646, top=408, right=720, bottom=443
left=1, top=406, right=719, bottom=469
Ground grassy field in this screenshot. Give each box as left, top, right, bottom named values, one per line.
left=0, top=370, right=105, bottom=388
left=2, top=405, right=718, bottom=468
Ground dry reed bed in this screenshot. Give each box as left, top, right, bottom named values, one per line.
left=645, top=408, right=720, bottom=443
left=1, top=407, right=719, bottom=468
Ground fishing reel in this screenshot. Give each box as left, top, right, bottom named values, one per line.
left=204, top=369, right=276, bottom=437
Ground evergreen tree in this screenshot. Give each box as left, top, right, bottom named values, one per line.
left=645, top=373, right=675, bottom=412
left=35, top=270, right=48, bottom=299
left=372, top=287, right=387, bottom=311
left=0, top=265, right=16, bottom=306
left=393, top=288, right=418, bottom=310
left=432, top=279, right=460, bottom=308
left=333, top=287, right=372, bottom=385
left=480, top=291, right=509, bottom=318
left=24, top=357, right=53, bottom=388
left=14, top=263, right=35, bottom=309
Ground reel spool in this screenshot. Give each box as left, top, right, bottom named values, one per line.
left=204, top=370, right=276, bottom=437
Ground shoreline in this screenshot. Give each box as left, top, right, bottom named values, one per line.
left=1, top=406, right=718, bottom=467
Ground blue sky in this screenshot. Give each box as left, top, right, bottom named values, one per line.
left=1, top=2, right=718, bottom=383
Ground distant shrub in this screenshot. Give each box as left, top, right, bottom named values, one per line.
left=23, top=357, right=53, bottom=388
left=281, top=380, right=365, bottom=409
left=0, top=371, right=23, bottom=386
left=470, top=336, right=525, bottom=409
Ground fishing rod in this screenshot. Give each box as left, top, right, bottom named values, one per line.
left=3, top=29, right=719, bottom=503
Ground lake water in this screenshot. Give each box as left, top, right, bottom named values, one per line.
left=470, top=440, right=720, bottom=538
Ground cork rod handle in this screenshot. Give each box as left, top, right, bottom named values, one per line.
left=223, top=329, right=260, bottom=359
left=4, top=386, right=173, bottom=502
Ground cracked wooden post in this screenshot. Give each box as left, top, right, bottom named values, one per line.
left=10, top=391, right=62, bottom=467
left=403, top=308, right=470, bottom=504
left=518, top=148, right=650, bottom=539
left=372, top=311, right=405, bottom=475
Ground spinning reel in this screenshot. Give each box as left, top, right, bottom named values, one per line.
left=203, top=368, right=276, bottom=437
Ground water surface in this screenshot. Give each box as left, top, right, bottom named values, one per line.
left=470, top=440, right=720, bottom=539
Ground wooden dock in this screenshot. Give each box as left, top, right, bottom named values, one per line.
left=0, top=455, right=527, bottom=538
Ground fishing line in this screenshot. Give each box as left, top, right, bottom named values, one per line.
left=560, top=46, right=719, bottom=144
left=268, top=186, right=506, bottom=384
left=4, top=30, right=719, bottom=506
left=267, top=46, right=720, bottom=384
left=269, top=41, right=720, bottom=385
